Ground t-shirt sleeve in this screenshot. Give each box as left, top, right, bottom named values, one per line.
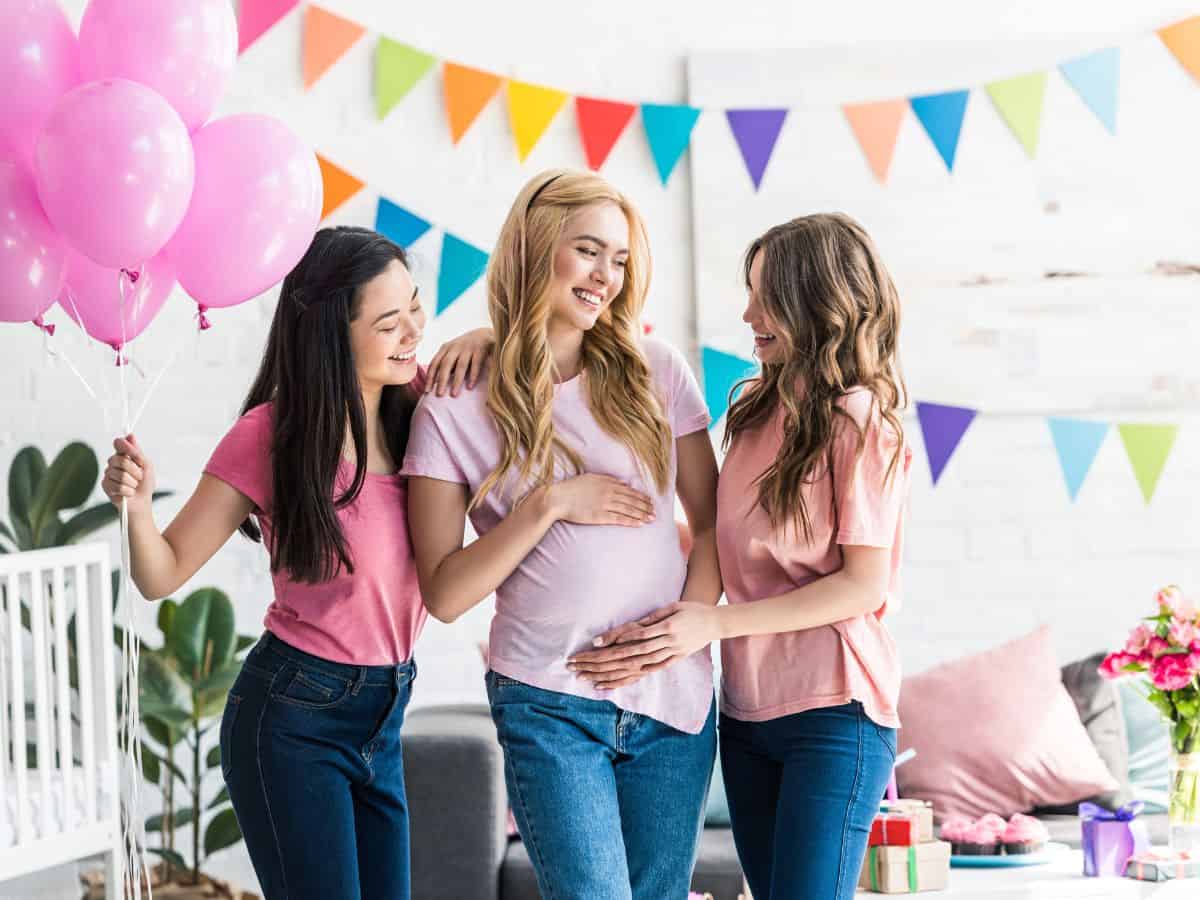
left=648, top=337, right=711, bottom=437
left=831, top=397, right=911, bottom=548
left=399, top=398, right=470, bottom=485
left=202, top=405, right=273, bottom=513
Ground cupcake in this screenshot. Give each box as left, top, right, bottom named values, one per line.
left=955, top=820, right=1001, bottom=855
left=938, top=815, right=972, bottom=852
left=1002, top=813, right=1048, bottom=855
left=976, top=813, right=1009, bottom=842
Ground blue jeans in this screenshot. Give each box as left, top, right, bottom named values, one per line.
left=486, top=671, right=716, bottom=900
left=220, top=632, right=416, bottom=900
left=720, top=702, right=896, bottom=900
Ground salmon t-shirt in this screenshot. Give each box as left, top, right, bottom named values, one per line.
left=716, top=387, right=911, bottom=728
left=203, top=397, right=427, bottom=666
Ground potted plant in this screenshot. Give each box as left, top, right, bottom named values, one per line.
left=1100, top=585, right=1200, bottom=852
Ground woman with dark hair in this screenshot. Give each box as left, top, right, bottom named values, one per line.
left=100, top=226, right=494, bottom=900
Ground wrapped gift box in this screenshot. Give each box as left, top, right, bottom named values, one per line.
left=1080, top=801, right=1150, bottom=877
left=1124, top=849, right=1200, bottom=882
left=859, top=841, right=952, bottom=894
left=879, top=799, right=935, bottom=843
left=870, top=813, right=917, bottom=847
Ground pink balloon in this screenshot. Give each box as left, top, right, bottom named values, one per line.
left=0, top=0, right=80, bottom=170
left=165, top=115, right=322, bottom=310
left=35, top=79, right=194, bottom=269
left=0, top=162, right=67, bottom=327
left=58, top=250, right=175, bottom=350
left=79, top=0, right=236, bottom=133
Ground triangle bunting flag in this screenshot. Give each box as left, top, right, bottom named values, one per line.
left=507, top=81, right=570, bottom=162
left=376, top=198, right=431, bottom=248
left=238, top=0, right=300, bottom=55
left=1158, top=16, right=1200, bottom=82
left=701, top=347, right=757, bottom=428
left=1059, top=48, right=1120, bottom=134
left=985, top=71, right=1047, bottom=158
left=316, top=154, right=365, bottom=220
left=909, top=90, right=970, bottom=172
left=303, top=5, right=366, bottom=89
left=916, top=402, right=977, bottom=485
left=575, top=97, right=637, bottom=170
left=641, top=104, right=702, bottom=185
left=437, top=233, right=489, bottom=314
left=1047, top=418, right=1109, bottom=501
left=725, top=109, right=789, bottom=190
left=1118, top=424, right=1179, bottom=504
left=842, top=99, right=906, bottom=184
left=443, top=63, right=505, bottom=143
left=376, top=38, right=436, bottom=119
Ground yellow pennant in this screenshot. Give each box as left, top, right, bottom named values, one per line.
left=507, top=80, right=570, bottom=162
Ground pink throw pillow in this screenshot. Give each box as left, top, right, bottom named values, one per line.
left=896, top=625, right=1119, bottom=821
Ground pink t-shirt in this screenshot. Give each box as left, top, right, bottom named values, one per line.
left=203, top=400, right=427, bottom=666
left=400, top=337, right=714, bottom=734
left=716, top=387, right=912, bottom=728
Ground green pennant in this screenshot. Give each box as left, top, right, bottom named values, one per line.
left=985, top=71, right=1047, bottom=158
left=376, top=37, right=436, bottom=120
left=1118, top=423, right=1179, bottom=504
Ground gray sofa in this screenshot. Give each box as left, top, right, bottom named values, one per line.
left=400, top=700, right=1167, bottom=900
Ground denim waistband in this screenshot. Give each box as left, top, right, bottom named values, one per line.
left=255, top=631, right=416, bottom=688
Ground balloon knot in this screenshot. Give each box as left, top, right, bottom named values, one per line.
left=197, top=305, right=212, bottom=331
left=120, top=268, right=141, bottom=284
left=32, top=316, right=55, bottom=336
left=109, top=342, right=127, bottom=367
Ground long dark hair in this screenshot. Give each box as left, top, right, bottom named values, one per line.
left=724, top=213, right=907, bottom=542
left=239, top=226, right=417, bottom=583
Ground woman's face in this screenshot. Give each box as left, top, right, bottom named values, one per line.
left=350, top=258, right=426, bottom=389
left=546, top=201, right=629, bottom=334
left=742, top=250, right=785, bottom=365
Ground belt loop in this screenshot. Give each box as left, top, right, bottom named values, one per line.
left=351, top=667, right=367, bottom=696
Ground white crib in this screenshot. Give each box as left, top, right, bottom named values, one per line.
left=0, top=544, right=121, bottom=897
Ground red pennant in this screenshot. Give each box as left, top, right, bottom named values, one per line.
left=575, top=97, right=637, bottom=170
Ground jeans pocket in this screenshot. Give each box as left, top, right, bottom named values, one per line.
left=273, top=666, right=352, bottom=710
left=219, top=694, right=242, bottom=778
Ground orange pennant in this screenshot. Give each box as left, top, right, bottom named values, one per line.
left=443, top=62, right=504, bottom=143
left=842, top=100, right=907, bottom=183
left=303, top=6, right=366, bottom=89
left=316, top=154, right=365, bottom=220
left=1159, top=16, right=1200, bottom=81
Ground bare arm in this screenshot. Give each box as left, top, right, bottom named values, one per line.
left=674, top=430, right=722, bottom=607
left=407, top=474, right=656, bottom=624
left=103, top=436, right=254, bottom=600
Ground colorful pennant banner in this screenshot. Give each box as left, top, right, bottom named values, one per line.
left=1047, top=418, right=1109, bottom=501
left=316, top=154, right=365, bottom=219
left=259, top=7, right=1200, bottom=186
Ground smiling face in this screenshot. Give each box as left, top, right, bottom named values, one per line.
left=545, top=201, right=630, bottom=335
left=349, top=258, right=426, bottom=390
left=743, top=249, right=785, bottom=365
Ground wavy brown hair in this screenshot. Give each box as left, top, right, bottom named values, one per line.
left=723, top=212, right=907, bottom=541
left=473, top=169, right=672, bottom=508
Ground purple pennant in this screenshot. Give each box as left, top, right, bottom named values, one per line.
left=916, top=402, right=977, bottom=485
left=725, top=109, right=788, bottom=190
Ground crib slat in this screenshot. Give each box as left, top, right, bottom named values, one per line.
left=52, top=565, right=74, bottom=832
left=29, top=568, right=54, bottom=837
left=74, top=563, right=98, bottom=824
left=8, top=572, right=30, bottom=845
left=96, top=561, right=120, bottom=839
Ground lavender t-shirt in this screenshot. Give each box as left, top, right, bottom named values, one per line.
left=400, top=337, right=713, bottom=734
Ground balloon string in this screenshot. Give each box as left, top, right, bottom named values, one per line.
left=129, top=321, right=199, bottom=433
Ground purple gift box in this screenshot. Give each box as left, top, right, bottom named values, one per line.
left=1080, top=801, right=1151, bottom=877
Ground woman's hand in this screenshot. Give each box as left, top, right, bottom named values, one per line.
left=425, top=327, right=494, bottom=396
left=546, top=474, right=656, bottom=527
left=101, top=435, right=156, bottom=513
left=567, top=601, right=722, bottom=690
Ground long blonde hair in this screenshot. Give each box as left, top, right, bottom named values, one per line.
left=724, top=212, right=907, bottom=541
left=473, top=169, right=673, bottom=508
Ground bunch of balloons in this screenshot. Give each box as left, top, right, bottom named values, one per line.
left=0, top=0, right=323, bottom=356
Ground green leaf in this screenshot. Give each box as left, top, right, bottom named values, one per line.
left=203, top=808, right=243, bottom=857
left=196, top=663, right=242, bottom=720
left=11, top=519, right=31, bottom=551
left=157, top=598, right=179, bottom=641
left=169, top=588, right=236, bottom=679
left=57, top=503, right=118, bottom=544
left=236, top=634, right=257, bottom=653
left=0, top=521, right=15, bottom=545
left=33, top=515, right=60, bottom=549
left=139, top=651, right=192, bottom=727
left=141, top=745, right=161, bottom=785
left=206, top=745, right=222, bottom=769
left=8, top=446, right=46, bottom=535
left=208, top=785, right=230, bottom=809
left=146, top=807, right=195, bottom=833
left=147, top=847, right=188, bottom=870
left=28, top=442, right=98, bottom=545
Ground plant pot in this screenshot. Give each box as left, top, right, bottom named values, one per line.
left=80, top=863, right=262, bottom=900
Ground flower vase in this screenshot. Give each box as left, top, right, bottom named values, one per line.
left=1169, top=747, right=1200, bottom=852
